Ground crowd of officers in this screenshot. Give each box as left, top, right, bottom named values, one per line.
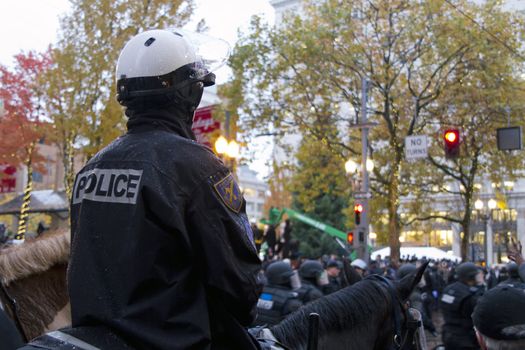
left=253, top=249, right=525, bottom=350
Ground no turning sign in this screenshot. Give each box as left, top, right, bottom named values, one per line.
left=405, top=135, right=428, bottom=160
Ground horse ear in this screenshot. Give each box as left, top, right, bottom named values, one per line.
left=396, top=261, right=429, bottom=301
left=341, top=257, right=362, bottom=287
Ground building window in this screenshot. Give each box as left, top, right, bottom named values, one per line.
left=243, top=188, right=256, bottom=197
left=257, top=203, right=263, bottom=212
left=247, top=202, right=254, bottom=212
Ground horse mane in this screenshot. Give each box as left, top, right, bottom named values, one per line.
left=271, top=277, right=391, bottom=348
left=0, top=230, right=70, bottom=285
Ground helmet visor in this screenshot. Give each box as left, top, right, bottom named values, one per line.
left=317, top=270, right=329, bottom=286
left=290, top=271, right=302, bottom=290
left=168, top=28, right=230, bottom=80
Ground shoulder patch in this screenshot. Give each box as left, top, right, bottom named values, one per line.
left=441, top=294, right=455, bottom=304
left=213, top=173, right=243, bottom=213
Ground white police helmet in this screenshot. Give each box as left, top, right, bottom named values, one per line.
left=116, top=28, right=227, bottom=108
left=350, top=258, right=367, bottom=270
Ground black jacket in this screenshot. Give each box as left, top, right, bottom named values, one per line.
left=297, top=279, right=324, bottom=304
left=440, top=281, right=483, bottom=349
left=254, top=284, right=303, bottom=326
left=68, top=109, right=262, bottom=350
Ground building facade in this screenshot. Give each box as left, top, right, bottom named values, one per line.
left=237, top=165, right=268, bottom=222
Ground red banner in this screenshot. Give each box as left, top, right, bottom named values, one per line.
left=192, top=106, right=221, bottom=149
left=0, top=165, right=16, bottom=193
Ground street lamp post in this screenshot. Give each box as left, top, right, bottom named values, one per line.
left=345, top=156, right=374, bottom=260
left=214, top=111, right=240, bottom=174
left=214, top=135, right=240, bottom=173
left=344, top=78, right=377, bottom=262
left=474, top=198, right=497, bottom=266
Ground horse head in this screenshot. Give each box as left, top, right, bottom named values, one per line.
left=0, top=231, right=71, bottom=341
left=383, top=260, right=429, bottom=350
left=395, top=260, right=429, bottom=302
left=269, top=261, right=429, bottom=350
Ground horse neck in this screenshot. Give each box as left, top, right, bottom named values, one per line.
left=271, top=280, right=393, bottom=350
left=45, top=302, right=71, bottom=332
left=4, top=263, right=71, bottom=340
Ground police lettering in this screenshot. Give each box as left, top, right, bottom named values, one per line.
left=73, top=168, right=143, bottom=205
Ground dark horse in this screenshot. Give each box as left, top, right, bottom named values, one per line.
left=1, top=233, right=426, bottom=350
left=17, top=261, right=427, bottom=350
left=267, top=262, right=427, bottom=350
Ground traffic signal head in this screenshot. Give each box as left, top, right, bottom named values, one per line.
left=444, top=129, right=460, bottom=158
left=354, top=203, right=363, bottom=225
left=347, top=231, right=354, bottom=246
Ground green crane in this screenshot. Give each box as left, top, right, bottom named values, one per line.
left=260, top=207, right=348, bottom=241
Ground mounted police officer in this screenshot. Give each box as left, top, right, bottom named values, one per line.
left=62, top=29, right=262, bottom=350
left=254, top=261, right=303, bottom=326
left=296, top=260, right=326, bottom=304
left=441, top=262, right=485, bottom=350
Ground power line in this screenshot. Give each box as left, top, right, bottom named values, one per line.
left=443, top=0, right=525, bottom=61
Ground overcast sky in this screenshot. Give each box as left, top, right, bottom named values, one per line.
left=0, top=0, right=275, bottom=69
left=0, top=0, right=275, bottom=178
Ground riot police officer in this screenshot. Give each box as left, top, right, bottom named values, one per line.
left=65, top=29, right=262, bottom=350
left=397, top=264, right=438, bottom=337
left=441, top=262, right=485, bottom=350
left=498, top=262, right=525, bottom=288
left=296, top=260, right=326, bottom=304
left=254, top=261, right=303, bottom=326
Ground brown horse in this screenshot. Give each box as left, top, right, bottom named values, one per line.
left=0, top=231, right=71, bottom=342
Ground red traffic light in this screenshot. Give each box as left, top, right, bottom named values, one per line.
left=354, top=203, right=362, bottom=225
left=443, top=129, right=460, bottom=158
left=347, top=231, right=354, bottom=245
left=444, top=130, right=457, bottom=143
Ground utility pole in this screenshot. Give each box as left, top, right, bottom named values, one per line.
left=347, top=78, right=375, bottom=261
left=358, top=78, right=370, bottom=262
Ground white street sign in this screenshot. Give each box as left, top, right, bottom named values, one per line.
left=354, top=192, right=372, bottom=199
left=405, top=135, right=428, bottom=160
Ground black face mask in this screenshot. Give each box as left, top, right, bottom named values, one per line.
left=174, top=81, right=204, bottom=120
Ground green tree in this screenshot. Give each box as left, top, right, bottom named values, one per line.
left=43, top=0, right=195, bottom=197
left=288, top=137, right=349, bottom=258
left=402, top=0, right=525, bottom=260
left=0, top=51, right=52, bottom=238
left=227, top=0, right=486, bottom=264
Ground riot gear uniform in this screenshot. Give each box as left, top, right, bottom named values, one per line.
left=296, top=280, right=323, bottom=304
left=254, top=262, right=302, bottom=326
left=297, top=260, right=324, bottom=303
left=67, top=29, right=262, bottom=350
left=441, top=281, right=484, bottom=349
left=254, top=285, right=303, bottom=326
left=498, top=262, right=525, bottom=288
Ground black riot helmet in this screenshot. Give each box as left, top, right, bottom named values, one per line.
left=396, top=264, right=417, bottom=280
left=299, top=260, right=324, bottom=279
left=456, top=262, right=481, bottom=283
left=507, top=262, right=520, bottom=279
left=266, top=261, right=295, bottom=286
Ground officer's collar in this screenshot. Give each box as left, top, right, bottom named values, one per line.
left=126, top=105, right=196, bottom=140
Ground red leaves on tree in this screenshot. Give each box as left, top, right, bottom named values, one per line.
left=0, top=50, right=52, bottom=172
